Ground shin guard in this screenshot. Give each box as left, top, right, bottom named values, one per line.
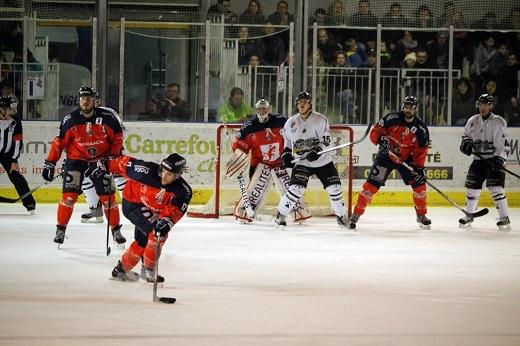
left=326, top=184, right=345, bottom=217
left=121, top=241, right=145, bottom=272
left=353, top=182, right=379, bottom=216
left=412, top=184, right=428, bottom=216
left=489, top=186, right=510, bottom=219
left=57, top=192, right=79, bottom=225
left=99, top=194, right=120, bottom=226
left=143, top=232, right=167, bottom=270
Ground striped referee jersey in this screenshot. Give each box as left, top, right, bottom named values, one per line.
left=0, top=116, right=23, bottom=162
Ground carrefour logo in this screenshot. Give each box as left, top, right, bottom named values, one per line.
left=125, top=133, right=217, bottom=155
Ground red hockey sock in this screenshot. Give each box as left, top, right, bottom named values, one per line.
left=121, top=241, right=145, bottom=272
left=413, top=184, right=428, bottom=215
left=99, top=194, right=120, bottom=226
left=57, top=192, right=79, bottom=226
left=143, top=232, right=167, bottom=269
left=353, top=182, right=379, bottom=216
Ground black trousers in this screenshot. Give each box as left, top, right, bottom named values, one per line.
left=0, top=155, right=36, bottom=209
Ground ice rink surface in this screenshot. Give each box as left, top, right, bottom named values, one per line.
left=0, top=204, right=519, bottom=346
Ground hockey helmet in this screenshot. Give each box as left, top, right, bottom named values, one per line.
left=295, top=91, right=312, bottom=105
left=255, top=98, right=270, bottom=123
left=401, top=95, right=418, bottom=109
left=477, top=93, right=494, bottom=105
left=0, top=95, right=17, bottom=110
left=78, top=86, right=96, bottom=98
left=161, top=153, right=186, bottom=174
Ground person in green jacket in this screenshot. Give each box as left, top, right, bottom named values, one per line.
left=218, top=87, right=254, bottom=123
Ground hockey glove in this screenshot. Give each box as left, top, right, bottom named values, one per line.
left=378, top=136, right=390, bottom=155
left=412, top=167, right=426, bottom=185
left=154, top=217, right=173, bottom=238
left=306, top=147, right=321, bottom=162
left=459, top=137, right=473, bottom=156
left=281, top=148, right=294, bottom=169
left=489, top=156, right=505, bottom=171
left=85, top=159, right=107, bottom=181
left=42, top=160, right=56, bottom=182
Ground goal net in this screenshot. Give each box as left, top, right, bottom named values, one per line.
left=188, top=124, right=354, bottom=219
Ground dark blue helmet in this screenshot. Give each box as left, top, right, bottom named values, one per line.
left=161, top=153, right=186, bottom=173
left=0, top=95, right=16, bottom=109
left=295, top=91, right=312, bottom=104
left=478, top=93, right=494, bottom=105
left=78, top=86, right=96, bottom=98
left=401, top=95, right=418, bottom=109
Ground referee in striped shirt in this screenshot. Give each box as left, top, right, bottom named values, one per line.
left=0, top=95, right=36, bottom=213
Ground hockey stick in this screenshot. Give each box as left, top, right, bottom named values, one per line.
left=388, top=152, right=489, bottom=218
left=106, top=194, right=111, bottom=256
left=472, top=153, right=520, bottom=179
left=153, top=233, right=176, bottom=304
left=0, top=172, right=63, bottom=203
left=292, top=122, right=372, bottom=163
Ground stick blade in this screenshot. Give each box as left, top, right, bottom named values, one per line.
left=467, top=208, right=489, bottom=218
left=106, top=246, right=111, bottom=256
left=154, top=296, right=176, bottom=304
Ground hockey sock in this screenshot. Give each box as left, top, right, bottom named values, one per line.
left=143, top=232, right=167, bottom=269
left=412, top=184, right=428, bottom=216
left=57, top=192, right=79, bottom=225
left=82, top=176, right=99, bottom=209
left=99, top=194, right=120, bottom=226
left=489, top=186, right=509, bottom=219
left=121, top=241, right=145, bottom=272
left=353, top=182, right=379, bottom=216
left=277, top=184, right=305, bottom=216
left=465, top=188, right=481, bottom=213
left=114, top=175, right=127, bottom=192
left=326, top=184, right=345, bottom=217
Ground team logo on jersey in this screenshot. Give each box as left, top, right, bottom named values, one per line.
left=87, top=147, right=97, bottom=157
left=260, top=143, right=280, bottom=161
left=290, top=121, right=296, bottom=128
left=95, top=117, right=103, bottom=124
left=155, top=188, right=166, bottom=204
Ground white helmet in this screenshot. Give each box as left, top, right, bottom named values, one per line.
left=255, top=98, right=270, bottom=123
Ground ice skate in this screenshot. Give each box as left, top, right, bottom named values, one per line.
left=458, top=216, right=474, bottom=228
left=111, top=224, right=126, bottom=248
left=111, top=261, right=139, bottom=281
left=345, top=213, right=359, bottom=230
left=275, top=212, right=287, bottom=229
left=26, top=204, right=36, bottom=215
left=416, top=214, right=431, bottom=229
left=54, top=225, right=67, bottom=247
left=497, top=217, right=511, bottom=232
left=140, top=265, right=165, bottom=284
left=337, top=214, right=355, bottom=230
left=81, top=202, right=103, bottom=223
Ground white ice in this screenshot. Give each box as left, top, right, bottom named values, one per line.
left=0, top=204, right=519, bottom=346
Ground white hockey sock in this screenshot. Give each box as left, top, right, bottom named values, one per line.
left=114, top=175, right=127, bottom=192
left=82, top=176, right=99, bottom=209
left=277, top=184, right=305, bottom=216
left=489, top=186, right=510, bottom=219
left=326, top=184, right=345, bottom=217
left=465, top=188, right=481, bottom=214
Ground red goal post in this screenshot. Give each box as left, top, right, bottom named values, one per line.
left=188, top=124, right=354, bottom=219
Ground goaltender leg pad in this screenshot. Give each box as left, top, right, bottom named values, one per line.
left=234, top=163, right=272, bottom=221
left=226, top=149, right=249, bottom=178
left=272, top=166, right=311, bottom=222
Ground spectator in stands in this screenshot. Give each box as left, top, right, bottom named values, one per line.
left=248, top=54, right=261, bottom=68
left=0, top=22, right=22, bottom=53
left=427, top=31, right=449, bottom=69
left=363, top=48, right=377, bottom=68
left=381, top=2, right=406, bottom=46
left=395, top=30, right=418, bottom=64
left=257, top=21, right=286, bottom=66
left=436, top=1, right=455, bottom=27
left=158, top=83, right=192, bottom=122
left=349, top=0, right=379, bottom=48
left=471, top=12, right=499, bottom=30
left=412, top=5, right=435, bottom=46
left=309, top=8, right=326, bottom=26
left=344, top=38, right=366, bottom=67
left=207, top=0, right=237, bottom=37
left=489, top=43, right=510, bottom=79
left=218, top=87, right=254, bottom=123
left=237, top=26, right=260, bottom=65
left=325, top=0, right=350, bottom=44
left=502, top=7, right=520, bottom=30
left=239, top=0, right=265, bottom=37
left=268, top=1, right=294, bottom=25
left=451, top=77, right=475, bottom=125
left=415, top=47, right=434, bottom=69
left=501, top=53, right=520, bottom=100
left=481, top=79, right=505, bottom=114
left=380, top=41, right=394, bottom=67
left=401, top=52, right=417, bottom=68
left=471, top=35, right=496, bottom=85
left=307, top=47, right=328, bottom=106
left=317, top=28, right=343, bottom=65
left=330, top=51, right=356, bottom=123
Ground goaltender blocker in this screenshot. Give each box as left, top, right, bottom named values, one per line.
left=226, top=98, right=311, bottom=222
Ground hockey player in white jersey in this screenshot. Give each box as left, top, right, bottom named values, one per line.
left=459, top=94, right=511, bottom=231
left=275, top=92, right=348, bottom=228
left=80, top=94, right=127, bottom=223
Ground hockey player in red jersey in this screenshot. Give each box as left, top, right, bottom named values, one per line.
left=86, top=153, right=192, bottom=282
left=225, top=98, right=310, bottom=222
left=42, top=86, right=126, bottom=246
left=347, top=96, right=431, bottom=229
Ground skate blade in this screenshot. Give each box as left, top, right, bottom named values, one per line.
left=419, top=224, right=431, bottom=230
left=459, top=223, right=472, bottom=229
left=110, top=271, right=140, bottom=282
left=498, top=225, right=511, bottom=232
left=81, top=217, right=104, bottom=224
left=274, top=224, right=287, bottom=231
left=116, top=243, right=126, bottom=250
